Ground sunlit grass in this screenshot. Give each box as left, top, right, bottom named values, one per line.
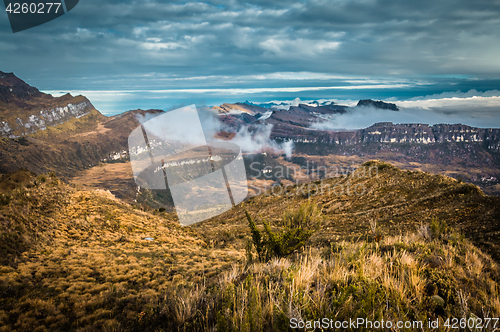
left=1, top=164, right=499, bottom=331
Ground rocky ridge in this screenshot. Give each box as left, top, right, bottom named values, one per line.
left=0, top=71, right=95, bottom=138
left=276, top=122, right=500, bottom=152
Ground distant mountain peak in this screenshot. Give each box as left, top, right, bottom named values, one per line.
left=356, top=99, right=399, bottom=111
left=0, top=71, right=16, bottom=79
left=0, top=71, right=98, bottom=138
left=0, top=71, right=43, bottom=103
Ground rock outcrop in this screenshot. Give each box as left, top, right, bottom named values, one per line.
left=0, top=71, right=96, bottom=138
left=272, top=122, right=500, bottom=153
left=0, top=71, right=42, bottom=103
left=356, top=99, right=399, bottom=111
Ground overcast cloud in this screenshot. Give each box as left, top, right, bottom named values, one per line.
left=1, top=0, right=500, bottom=117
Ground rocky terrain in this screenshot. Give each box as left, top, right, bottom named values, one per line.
left=0, top=73, right=163, bottom=201
left=213, top=102, right=499, bottom=152
left=287, top=122, right=500, bottom=194
left=213, top=102, right=500, bottom=194
left=0, top=71, right=95, bottom=138
left=357, top=98, right=399, bottom=110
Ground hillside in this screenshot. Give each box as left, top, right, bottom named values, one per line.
left=0, top=170, right=243, bottom=331
left=0, top=71, right=98, bottom=138
left=0, top=72, right=162, bottom=199
left=194, top=160, right=500, bottom=262
left=0, top=78, right=163, bottom=201
left=0, top=162, right=500, bottom=331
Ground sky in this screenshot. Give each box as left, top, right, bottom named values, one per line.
left=1, top=0, right=500, bottom=121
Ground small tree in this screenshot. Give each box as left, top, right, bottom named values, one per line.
left=245, top=200, right=323, bottom=262
left=246, top=210, right=266, bottom=262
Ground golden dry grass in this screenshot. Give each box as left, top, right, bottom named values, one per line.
left=210, top=231, right=500, bottom=332
left=0, top=174, right=244, bottom=331
left=0, top=163, right=499, bottom=331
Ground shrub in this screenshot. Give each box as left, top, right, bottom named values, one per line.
left=246, top=210, right=265, bottom=262
left=454, top=183, right=482, bottom=196
left=429, top=218, right=448, bottom=239
left=246, top=200, right=323, bottom=262
left=281, top=198, right=323, bottom=230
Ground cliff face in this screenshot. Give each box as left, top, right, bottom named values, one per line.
left=274, top=121, right=500, bottom=194
left=362, top=123, right=435, bottom=144
left=0, top=97, right=94, bottom=138
left=213, top=101, right=500, bottom=153
left=0, top=71, right=96, bottom=138
left=274, top=122, right=500, bottom=153
left=360, top=123, right=500, bottom=147
left=356, top=99, right=399, bottom=111
left=433, top=124, right=500, bottom=152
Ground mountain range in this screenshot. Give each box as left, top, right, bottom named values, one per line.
left=1, top=71, right=499, bottom=201
left=212, top=101, right=500, bottom=194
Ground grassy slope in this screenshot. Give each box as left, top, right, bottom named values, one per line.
left=0, top=161, right=499, bottom=331
left=0, top=173, right=243, bottom=331
left=212, top=232, right=500, bottom=332
left=0, top=107, right=130, bottom=178
left=194, top=160, right=500, bottom=262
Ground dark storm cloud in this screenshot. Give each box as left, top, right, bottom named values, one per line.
left=0, top=0, right=499, bottom=113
